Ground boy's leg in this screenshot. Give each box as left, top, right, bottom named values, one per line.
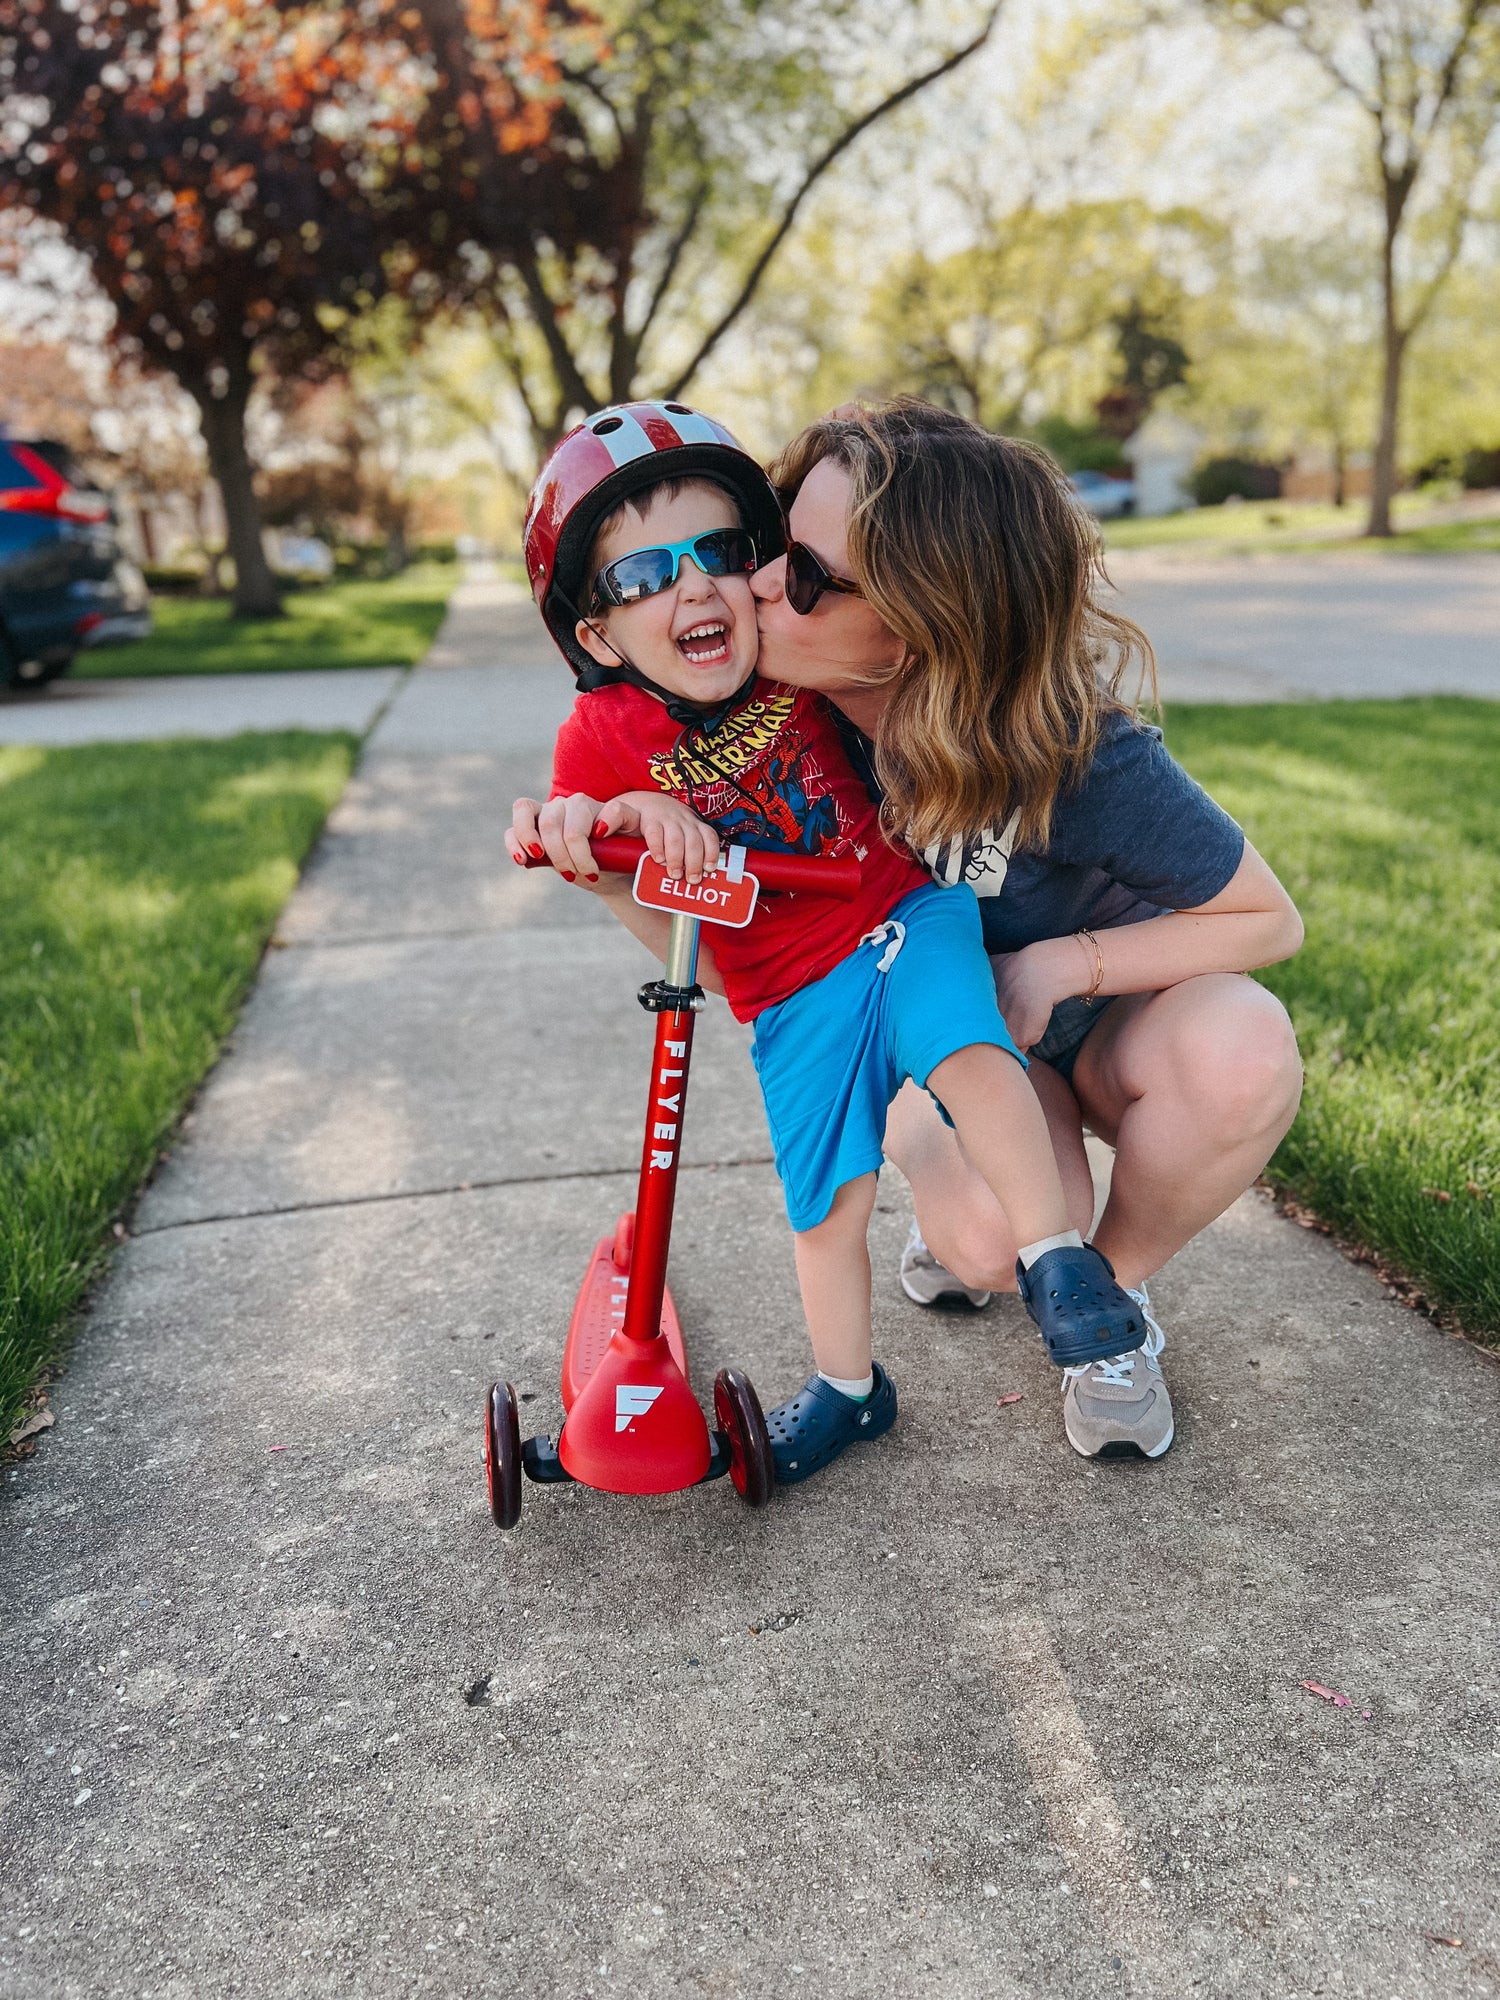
left=768, top=1172, right=897, bottom=1485
left=927, top=1041, right=1150, bottom=1368
left=885, top=1068, right=1096, bottom=1294
left=791, top=1173, right=879, bottom=1383
left=925, top=1044, right=1072, bottom=1250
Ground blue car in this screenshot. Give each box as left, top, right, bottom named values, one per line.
left=1068, top=469, right=1137, bottom=519
left=0, top=438, right=151, bottom=688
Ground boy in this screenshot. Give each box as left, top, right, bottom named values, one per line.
left=510, top=400, right=1143, bottom=1483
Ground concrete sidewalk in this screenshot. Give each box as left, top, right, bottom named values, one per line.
left=4, top=574, right=1499, bottom=1999
left=0, top=667, right=404, bottom=745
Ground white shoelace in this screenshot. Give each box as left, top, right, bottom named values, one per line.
left=1064, top=1284, right=1166, bottom=1386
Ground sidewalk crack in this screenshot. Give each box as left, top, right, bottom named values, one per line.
left=133, top=1156, right=775, bottom=1235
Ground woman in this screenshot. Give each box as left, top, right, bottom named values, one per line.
left=746, top=399, right=1304, bottom=1459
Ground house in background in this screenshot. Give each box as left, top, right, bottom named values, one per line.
left=1123, top=409, right=1204, bottom=515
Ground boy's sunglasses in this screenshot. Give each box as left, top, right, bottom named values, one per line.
left=785, top=538, right=861, bottom=616
left=590, top=528, right=759, bottom=612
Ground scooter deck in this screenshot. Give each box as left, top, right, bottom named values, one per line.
left=561, top=1213, right=688, bottom=1412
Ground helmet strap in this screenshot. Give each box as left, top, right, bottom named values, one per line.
left=557, top=585, right=757, bottom=728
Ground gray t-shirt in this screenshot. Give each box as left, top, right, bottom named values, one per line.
left=829, top=704, right=1245, bottom=950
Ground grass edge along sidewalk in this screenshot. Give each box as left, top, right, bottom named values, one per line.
left=75, top=562, right=456, bottom=679
left=1107, top=499, right=1500, bottom=557
left=1170, top=696, right=1500, bottom=1346
left=1, top=732, right=356, bottom=1446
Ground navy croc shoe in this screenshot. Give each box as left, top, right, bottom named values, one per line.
left=1016, top=1244, right=1146, bottom=1368
left=765, top=1364, right=898, bottom=1485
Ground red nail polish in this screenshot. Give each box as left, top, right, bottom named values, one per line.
left=586, top=873, right=599, bottom=883
left=592, top=820, right=609, bottom=838
left=561, top=869, right=575, bottom=882
left=528, top=844, right=544, bottom=859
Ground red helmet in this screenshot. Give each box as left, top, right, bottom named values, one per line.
left=523, top=399, right=786, bottom=686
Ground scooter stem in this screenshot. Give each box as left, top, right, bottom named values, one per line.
left=621, top=912, right=701, bottom=1346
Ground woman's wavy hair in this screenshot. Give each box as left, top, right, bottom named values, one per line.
left=769, top=398, right=1157, bottom=853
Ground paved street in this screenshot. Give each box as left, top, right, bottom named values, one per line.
left=1111, top=550, right=1500, bottom=702
left=3, top=572, right=1499, bottom=1998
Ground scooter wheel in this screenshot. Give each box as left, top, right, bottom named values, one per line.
left=713, top=1368, right=774, bottom=1508
left=484, top=1381, right=523, bottom=1530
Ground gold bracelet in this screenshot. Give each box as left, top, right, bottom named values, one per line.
left=1075, top=927, right=1105, bottom=1003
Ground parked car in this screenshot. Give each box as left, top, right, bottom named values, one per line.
left=1068, top=469, right=1137, bottom=519
left=0, top=438, right=152, bottom=688
left=269, top=529, right=335, bottom=580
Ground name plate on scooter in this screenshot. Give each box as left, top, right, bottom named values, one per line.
left=631, top=844, right=760, bottom=928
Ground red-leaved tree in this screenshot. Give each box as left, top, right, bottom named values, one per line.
left=0, top=0, right=615, bottom=614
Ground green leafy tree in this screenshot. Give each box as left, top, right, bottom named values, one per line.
left=1205, top=0, right=1500, bottom=534
left=433, top=0, right=1003, bottom=457
left=864, top=200, right=1221, bottom=434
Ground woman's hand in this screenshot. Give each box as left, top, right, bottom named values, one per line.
left=506, top=791, right=722, bottom=886
left=991, top=938, right=1084, bottom=1051
left=506, top=793, right=605, bottom=884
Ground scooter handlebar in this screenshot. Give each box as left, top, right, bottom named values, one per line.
left=520, top=835, right=862, bottom=902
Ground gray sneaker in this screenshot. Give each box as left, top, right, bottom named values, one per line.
left=1061, top=1284, right=1173, bottom=1459
left=898, top=1222, right=992, bottom=1312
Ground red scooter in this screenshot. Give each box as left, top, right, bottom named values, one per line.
left=483, top=834, right=860, bottom=1529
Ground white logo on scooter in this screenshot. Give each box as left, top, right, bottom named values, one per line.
left=615, top=1385, right=664, bottom=1432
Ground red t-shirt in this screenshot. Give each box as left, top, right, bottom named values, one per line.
left=550, top=677, right=929, bottom=1022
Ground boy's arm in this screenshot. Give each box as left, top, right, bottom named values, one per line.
left=506, top=790, right=721, bottom=882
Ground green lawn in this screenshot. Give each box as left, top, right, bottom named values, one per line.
left=1106, top=499, right=1500, bottom=557
left=76, top=563, right=455, bottom=678
left=1168, top=699, right=1500, bottom=1341
left=0, top=734, right=354, bottom=1442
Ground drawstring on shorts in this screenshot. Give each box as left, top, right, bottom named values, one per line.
left=859, top=918, right=907, bottom=974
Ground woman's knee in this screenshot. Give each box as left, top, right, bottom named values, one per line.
left=1159, top=983, right=1302, bottom=1131
left=940, top=1222, right=1022, bottom=1295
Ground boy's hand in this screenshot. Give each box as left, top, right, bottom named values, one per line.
left=507, top=793, right=604, bottom=884
left=598, top=792, right=721, bottom=882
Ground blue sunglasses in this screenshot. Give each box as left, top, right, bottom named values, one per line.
left=589, top=528, right=760, bottom=613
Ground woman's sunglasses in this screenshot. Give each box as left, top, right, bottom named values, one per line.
left=784, top=538, right=861, bottom=616
left=590, top=528, right=759, bottom=612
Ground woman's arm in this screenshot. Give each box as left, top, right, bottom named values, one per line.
left=994, top=841, right=1302, bottom=1048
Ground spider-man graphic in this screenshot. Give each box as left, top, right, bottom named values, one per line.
left=658, top=721, right=841, bottom=857
left=711, top=744, right=840, bottom=855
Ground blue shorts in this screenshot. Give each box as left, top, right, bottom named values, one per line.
left=750, top=882, right=1024, bottom=1232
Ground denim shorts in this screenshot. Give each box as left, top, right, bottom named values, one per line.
left=1028, top=991, right=1117, bottom=1083
left=751, top=882, right=1024, bottom=1232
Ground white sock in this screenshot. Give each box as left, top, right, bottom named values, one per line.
left=819, top=1369, right=875, bottom=1401
left=1017, top=1229, right=1084, bottom=1269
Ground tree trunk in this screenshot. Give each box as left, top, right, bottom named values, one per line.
left=191, top=367, right=283, bottom=619
left=1332, top=436, right=1346, bottom=509
left=1367, top=220, right=1407, bottom=539
left=384, top=513, right=410, bottom=576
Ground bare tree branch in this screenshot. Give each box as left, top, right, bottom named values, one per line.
left=632, top=178, right=708, bottom=351
left=511, top=245, right=602, bottom=419
left=664, top=3, right=1004, bottom=397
